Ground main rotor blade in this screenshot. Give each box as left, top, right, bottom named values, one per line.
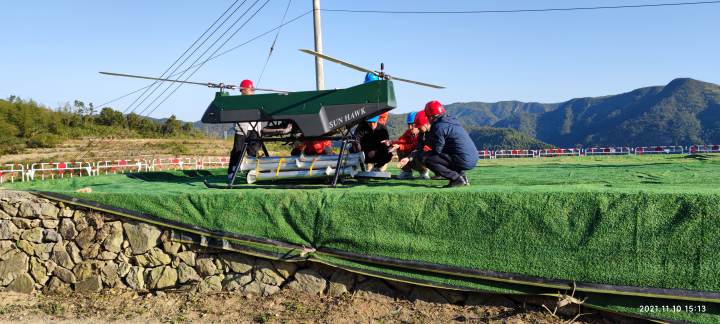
left=388, top=75, right=445, bottom=89
left=99, top=71, right=209, bottom=87
left=299, top=49, right=377, bottom=75
left=248, top=86, right=290, bottom=94
left=100, top=71, right=289, bottom=93
left=299, top=49, right=445, bottom=89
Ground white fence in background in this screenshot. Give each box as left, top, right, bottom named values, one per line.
left=0, top=164, right=25, bottom=183
left=2, top=156, right=230, bottom=183
left=2, top=146, right=720, bottom=183
left=634, top=146, right=685, bottom=155
left=690, top=144, right=720, bottom=154
left=537, top=148, right=582, bottom=158
left=585, top=147, right=633, bottom=156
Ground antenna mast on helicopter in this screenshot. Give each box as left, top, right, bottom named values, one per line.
left=312, top=0, right=324, bottom=90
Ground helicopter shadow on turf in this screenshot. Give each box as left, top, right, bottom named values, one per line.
left=124, top=170, right=214, bottom=186
left=202, top=177, right=438, bottom=190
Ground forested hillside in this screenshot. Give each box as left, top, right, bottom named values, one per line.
left=0, top=97, right=202, bottom=155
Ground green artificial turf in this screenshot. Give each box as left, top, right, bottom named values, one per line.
left=4, top=155, right=720, bottom=299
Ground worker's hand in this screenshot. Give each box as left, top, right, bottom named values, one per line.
left=381, top=140, right=392, bottom=146
left=397, top=157, right=409, bottom=168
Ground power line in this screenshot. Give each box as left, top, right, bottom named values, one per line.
left=135, top=0, right=263, bottom=118
left=141, top=0, right=272, bottom=119
left=121, top=0, right=244, bottom=115
left=257, top=0, right=293, bottom=86
left=321, top=1, right=720, bottom=14
left=129, top=0, right=251, bottom=117
left=75, top=0, right=248, bottom=160
left=93, top=10, right=312, bottom=110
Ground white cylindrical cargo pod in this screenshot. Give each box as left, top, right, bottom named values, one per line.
left=240, top=157, right=299, bottom=172
left=242, top=153, right=363, bottom=164
left=240, top=153, right=364, bottom=172
left=294, top=157, right=362, bottom=170
left=246, top=165, right=357, bottom=184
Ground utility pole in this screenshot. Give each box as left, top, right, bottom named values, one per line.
left=312, top=0, right=324, bottom=90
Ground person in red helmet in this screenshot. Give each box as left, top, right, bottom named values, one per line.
left=291, top=139, right=333, bottom=156
left=228, top=79, right=263, bottom=179
left=387, top=111, right=431, bottom=179
left=377, top=112, right=389, bottom=125
left=421, top=100, right=478, bottom=188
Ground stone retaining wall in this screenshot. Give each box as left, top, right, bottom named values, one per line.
left=0, top=190, right=475, bottom=305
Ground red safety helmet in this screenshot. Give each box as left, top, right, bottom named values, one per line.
left=240, top=79, right=254, bottom=89
left=414, top=110, right=429, bottom=128
left=424, top=100, right=445, bottom=119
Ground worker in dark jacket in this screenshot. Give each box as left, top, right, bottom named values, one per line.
left=421, top=100, right=478, bottom=187
left=352, top=115, right=392, bottom=171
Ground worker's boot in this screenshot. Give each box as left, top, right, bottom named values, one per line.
left=397, top=171, right=413, bottom=180
left=460, top=171, right=469, bottom=185
left=443, top=176, right=467, bottom=188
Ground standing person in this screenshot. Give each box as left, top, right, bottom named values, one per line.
left=386, top=111, right=430, bottom=179
left=421, top=100, right=478, bottom=188
left=228, top=79, right=262, bottom=180
left=352, top=115, right=392, bottom=171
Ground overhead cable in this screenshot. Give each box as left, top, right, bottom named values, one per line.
left=141, top=0, right=272, bottom=118
left=135, top=0, right=266, bottom=118
left=322, top=1, right=720, bottom=14
left=131, top=0, right=252, bottom=117
left=93, top=10, right=312, bottom=109
left=257, top=0, right=293, bottom=86
left=122, top=0, right=244, bottom=115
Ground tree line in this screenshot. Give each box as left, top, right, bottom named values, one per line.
left=0, top=96, right=202, bottom=155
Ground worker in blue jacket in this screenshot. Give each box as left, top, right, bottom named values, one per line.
left=421, top=100, right=478, bottom=187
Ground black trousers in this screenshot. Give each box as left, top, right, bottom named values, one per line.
left=421, top=152, right=465, bottom=181
left=365, top=148, right=393, bottom=169
left=228, top=130, right=259, bottom=175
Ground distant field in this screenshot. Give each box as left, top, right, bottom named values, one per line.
left=0, top=138, right=234, bottom=164
left=4, top=154, right=720, bottom=323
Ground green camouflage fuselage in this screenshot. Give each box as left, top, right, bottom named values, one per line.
left=201, top=80, right=397, bottom=137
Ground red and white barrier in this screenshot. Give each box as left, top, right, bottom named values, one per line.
left=150, top=157, right=201, bottom=171
left=5, top=146, right=720, bottom=184
left=478, top=149, right=494, bottom=159
left=689, top=144, right=720, bottom=154
left=95, top=160, right=150, bottom=175
left=585, top=147, right=633, bottom=156
left=0, top=164, right=25, bottom=183
left=538, top=148, right=582, bottom=158
left=494, top=149, right=536, bottom=159
left=196, top=156, right=230, bottom=168
left=635, top=146, right=684, bottom=155
left=26, top=162, right=92, bottom=181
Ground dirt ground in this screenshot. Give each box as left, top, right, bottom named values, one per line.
left=0, top=290, right=637, bottom=324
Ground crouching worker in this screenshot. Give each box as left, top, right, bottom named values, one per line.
left=389, top=111, right=431, bottom=180
left=291, top=140, right=333, bottom=156
left=422, top=100, right=478, bottom=188
left=351, top=115, right=392, bottom=171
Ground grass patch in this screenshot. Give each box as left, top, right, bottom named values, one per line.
left=4, top=155, right=720, bottom=301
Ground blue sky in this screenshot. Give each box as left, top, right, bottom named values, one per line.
left=1, top=0, right=719, bottom=121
